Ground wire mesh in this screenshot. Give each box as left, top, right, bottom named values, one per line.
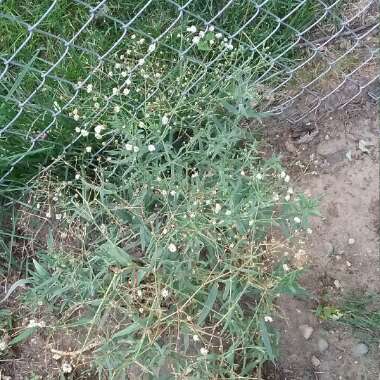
left=0, top=0, right=378, bottom=185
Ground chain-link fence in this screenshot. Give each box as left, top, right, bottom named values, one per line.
left=0, top=0, right=378, bottom=186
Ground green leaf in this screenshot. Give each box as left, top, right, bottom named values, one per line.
left=112, top=322, right=140, bottom=340
left=197, top=282, right=218, bottom=326
left=9, top=327, right=37, bottom=346
left=0, top=278, right=30, bottom=304
left=32, top=259, right=50, bottom=279
left=99, top=241, right=132, bottom=267
left=259, top=320, right=275, bottom=361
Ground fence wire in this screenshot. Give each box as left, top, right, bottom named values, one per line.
left=0, top=0, right=378, bottom=185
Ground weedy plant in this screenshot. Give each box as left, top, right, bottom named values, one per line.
left=316, top=293, right=380, bottom=340
left=0, top=1, right=321, bottom=378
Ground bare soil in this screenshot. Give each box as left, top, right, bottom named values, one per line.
left=264, top=84, right=379, bottom=379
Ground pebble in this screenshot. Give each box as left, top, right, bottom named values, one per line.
left=317, top=337, right=329, bottom=352
left=299, top=324, right=314, bottom=340
left=348, top=238, right=355, bottom=245
left=311, top=355, right=321, bottom=367
left=352, top=343, right=369, bottom=357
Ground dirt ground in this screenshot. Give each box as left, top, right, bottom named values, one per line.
left=264, top=84, right=379, bottom=379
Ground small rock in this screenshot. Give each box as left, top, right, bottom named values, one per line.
left=348, top=238, right=355, bottom=245
left=352, top=343, right=369, bottom=357
left=358, top=140, right=371, bottom=153
left=52, top=353, right=62, bottom=360
left=317, top=337, right=329, bottom=352
left=311, top=355, right=321, bottom=367
left=334, top=279, right=341, bottom=289
left=285, top=140, right=297, bottom=153
left=299, top=324, right=314, bottom=340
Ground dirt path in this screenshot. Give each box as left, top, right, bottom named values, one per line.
left=265, top=93, right=379, bottom=379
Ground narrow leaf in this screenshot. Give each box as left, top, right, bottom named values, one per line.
left=197, top=283, right=218, bottom=326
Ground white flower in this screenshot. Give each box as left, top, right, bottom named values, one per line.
left=214, top=203, right=222, bottom=214
left=80, top=129, right=89, bottom=137
left=138, top=58, right=145, bottom=66
left=272, top=193, right=279, bottom=201
left=192, top=36, right=201, bottom=44
left=240, top=170, right=246, bottom=176
left=86, top=84, right=93, bottom=93
left=114, top=105, right=121, bottom=113
left=215, top=32, right=223, bottom=39
left=94, top=124, right=105, bottom=135
left=225, top=210, right=231, bottom=216
left=191, top=171, right=198, bottom=178
left=148, top=43, right=156, bottom=52
left=280, top=171, right=286, bottom=178
left=198, top=31, right=205, bottom=38
left=123, top=87, right=130, bottom=96
left=108, top=71, right=113, bottom=77
left=138, top=38, right=145, bottom=45
left=148, top=144, right=155, bottom=152
left=75, top=127, right=81, bottom=133
left=264, top=316, right=273, bottom=323
left=27, top=319, right=46, bottom=328
left=119, top=54, right=124, bottom=60
left=161, top=114, right=169, bottom=125
left=137, top=289, right=143, bottom=297
left=112, top=87, right=119, bottom=96
left=115, top=62, right=122, bottom=69
left=249, top=220, right=254, bottom=226
left=125, top=143, right=133, bottom=151
left=306, top=228, right=313, bottom=234
left=200, top=347, right=208, bottom=356
left=187, top=25, right=197, bottom=33
left=161, top=288, right=169, bottom=298
left=285, top=194, right=291, bottom=201
left=85, top=146, right=92, bottom=153
left=121, top=71, right=128, bottom=78
left=0, top=340, right=7, bottom=351
left=55, top=214, right=62, bottom=221
left=168, top=243, right=177, bottom=253
left=73, top=108, right=78, bottom=115
left=126, top=78, right=132, bottom=85
left=75, top=173, right=80, bottom=180
left=131, top=34, right=136, bottom=39
left=226, top=43, right=233, bottom=51
left=73, top=114, right=80, bottom=121
left=94, top=102, right=100, bottom=109
left=209, top=25, right=215, bottom=32
left=348, top=238, right=355, bottom=245
left=170, top=190, right=176, bottom=196
left=133, top=146, right=139, bottom=153
left=61, top=362, right=72, bottom=374
left=282, top=263, right=290, bottom=271
left=287, top=187, right=294, bottom=195
left=256, top=173, right=263, bottom=180
left=95, top=134, right=102, bottom=140
left=293, top=217, right=301, bottom=224
left=284, top=175, right=290, bottom=183
left=193, top=334, right=199, bottom=342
